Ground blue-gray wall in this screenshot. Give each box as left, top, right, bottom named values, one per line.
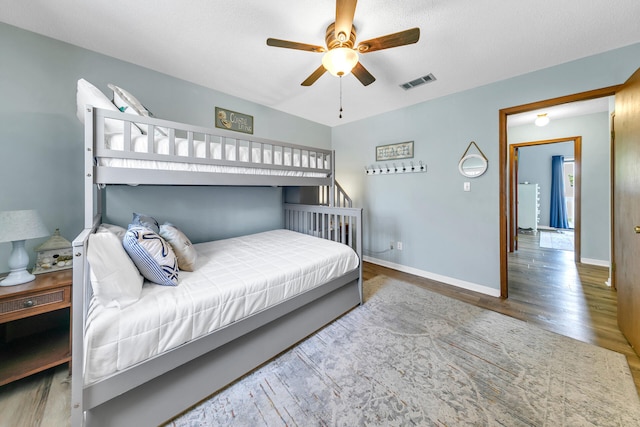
left=2, top=21, right=639, bottom=291
left=510, top=112, right=611, bottom=264
left=0, top=23, right=331, bottom=273
left=332, top=44, right=640, bottom=295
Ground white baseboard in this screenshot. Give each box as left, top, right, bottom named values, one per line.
left=580, top=258, right=610, bottom=267
left=364, top=256, right=501, bottom=297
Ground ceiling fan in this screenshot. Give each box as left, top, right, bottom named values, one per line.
left=266, top=0, right=420, bottom=87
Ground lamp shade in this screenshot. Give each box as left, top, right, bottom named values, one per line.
left=322, top=47, right=359, bottom=77
left=0, top=210, right=49, bottom=243
left=1, top=210, right=49, bottom=286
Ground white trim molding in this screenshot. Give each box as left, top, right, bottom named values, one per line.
left=364, top=256, right=501, bottom=297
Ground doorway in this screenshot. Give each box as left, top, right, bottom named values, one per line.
left=498, top=86, right=619, bottom=298
left=508, top=137, right=582, bottom=263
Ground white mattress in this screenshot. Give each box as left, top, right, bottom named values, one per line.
left=83, top=229, right=359, bottom=385
left=97, top=133, right=329, bottom=178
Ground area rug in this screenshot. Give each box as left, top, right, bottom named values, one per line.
left=166, top=276, right=640, bottom=426
left=539, top=229, right=574, bottom=251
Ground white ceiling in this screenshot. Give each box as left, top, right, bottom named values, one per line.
left=2, top=0, right=640, bottom=127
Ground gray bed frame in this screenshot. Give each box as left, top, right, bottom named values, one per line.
left=71, top=107, right=363, bottom=426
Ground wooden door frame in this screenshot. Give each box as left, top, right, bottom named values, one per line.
left=610, top=111, right=616, bottom=290
left=508, top=137, right=582, bottom=263
left=499, top=86, right=620, bottom=298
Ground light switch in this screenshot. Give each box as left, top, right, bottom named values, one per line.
left=464, top=182, right=471, bottom=191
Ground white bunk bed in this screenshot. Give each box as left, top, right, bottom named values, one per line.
left=71, top=106, right=363, bottom=427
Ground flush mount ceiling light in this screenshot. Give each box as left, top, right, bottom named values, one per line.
left=535, top=113, right=550, bottom=127
left=322, top=47, right=359, bottom=76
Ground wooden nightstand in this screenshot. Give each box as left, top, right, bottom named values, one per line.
left=0, top=269, right=72, bottom=386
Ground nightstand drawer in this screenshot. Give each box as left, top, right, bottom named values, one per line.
left=0, top=288, right=70, bottom=320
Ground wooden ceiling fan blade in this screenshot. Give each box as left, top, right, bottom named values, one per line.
left=267, top=38, right=325, bottom=53
left=301, top=65, right=327, bottom=86
left=335, top=0, right=357, bottom=43
left=357, top=27, right=420, bottom=53
left=352, top=62, right=375, bottom=86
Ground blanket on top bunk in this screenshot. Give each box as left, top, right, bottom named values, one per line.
left=84, top=229, right=359, bottom=385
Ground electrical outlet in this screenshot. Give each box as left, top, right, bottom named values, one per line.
left=464, top=182, right=471, bottom=191
left=397, top=241, right=403, bottom=251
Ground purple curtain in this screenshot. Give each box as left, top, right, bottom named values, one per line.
left=549, top=155, right=569, bottom=229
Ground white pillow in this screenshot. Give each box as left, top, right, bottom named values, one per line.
left=160, top=223, right=197, bottom=272
left=76, top=78, right=142, bottom=136
left=99, top=223, right=127, bottom=240
left=108, top=83, right=168, bottom=137
left=87, top=227, right=144, bottom=308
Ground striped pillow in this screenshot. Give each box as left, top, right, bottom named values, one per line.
left=123, top=225, right=179, bottom=286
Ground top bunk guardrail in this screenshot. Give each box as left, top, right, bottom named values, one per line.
left=84, top=106, right=335, bottom=187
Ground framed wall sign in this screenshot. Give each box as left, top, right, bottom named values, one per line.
left=215, top=107, right=254, bottom=134
left=376, top=141, right=414, bottom=161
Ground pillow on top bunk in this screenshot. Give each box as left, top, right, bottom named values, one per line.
left=87, top=227, right=143, bottom=308
left=123, top=225, right=179, bottom=286
left=159, top=223, right=197, bottom=271
left=76, top=79, right=143, bottom=136
left=108, top=83, right=168, bottom=137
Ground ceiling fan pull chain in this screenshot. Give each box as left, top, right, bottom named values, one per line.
left=339, top=75, right=343, bottom=119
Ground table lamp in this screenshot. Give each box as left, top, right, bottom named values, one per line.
left=0, top=210, right=50, bottom=286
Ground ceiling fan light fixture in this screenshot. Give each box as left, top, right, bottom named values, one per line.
left=322, top=47, right=359, bottom=77
left=535, top=113, right=550, bottom=127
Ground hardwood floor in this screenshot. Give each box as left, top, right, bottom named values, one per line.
left=364, top=230, right=640, bottom=394
left=2, top=232, right=638, bottom=426
left=0, top=364, right=69, bottom=427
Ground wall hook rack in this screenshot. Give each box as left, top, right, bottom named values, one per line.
left=365, top=161, right=427, bottom=175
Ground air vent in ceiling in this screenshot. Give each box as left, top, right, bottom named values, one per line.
left=400, top=73, right=436, bottom=90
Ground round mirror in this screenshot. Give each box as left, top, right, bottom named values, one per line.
left=458, top=154, right=488, bottom=178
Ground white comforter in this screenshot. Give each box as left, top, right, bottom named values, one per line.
left=83, top=229, right=358, bottom=385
